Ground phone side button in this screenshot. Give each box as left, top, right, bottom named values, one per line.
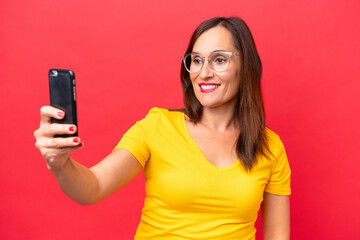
left=73, top=86, right=76, bottom=101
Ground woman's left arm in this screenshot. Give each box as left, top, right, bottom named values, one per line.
left=261, top=192, right=290, bottom=240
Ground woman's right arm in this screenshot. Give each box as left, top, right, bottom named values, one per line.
left=34, top=106, right=143, bottom=206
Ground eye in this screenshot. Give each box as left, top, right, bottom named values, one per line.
left=212, top=55, right=228, bottom=65
left=192, top=57, right=203, bottom=65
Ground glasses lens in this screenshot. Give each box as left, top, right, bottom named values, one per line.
left=210, top=53, right=231, bottom=72
left=183, top=52, right=232, bottom=73
left=184, top=54, right=203, bottom=73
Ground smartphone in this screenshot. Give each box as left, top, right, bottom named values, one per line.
left=49, top=69, right=78, bottom=137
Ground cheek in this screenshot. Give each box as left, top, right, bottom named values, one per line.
left=189, top=73, right=198, bottom=84
left=219, top=71, right=241, bottom=87
left=220, top=74, right=241, bottom=98
left=230, top=68, right=241, bottom=87
left=189, top=74, right=200, bottom=90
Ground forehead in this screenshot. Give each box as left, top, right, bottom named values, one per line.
left=192, top=26, right=236, bottom=55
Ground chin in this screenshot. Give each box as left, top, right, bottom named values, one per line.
left=198, top=96, right=238, bottom=110
left=199, top=101, right=222, bottom=108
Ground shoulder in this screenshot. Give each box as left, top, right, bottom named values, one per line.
left=140, top=107, right=183, bottom=128
left=144, top=107, right=183, bottom=122
left=264, top=127, right=286, bottom=155
left=147, top=107, right=168, bottom=115
left=264, top=127, right=280, bottom=142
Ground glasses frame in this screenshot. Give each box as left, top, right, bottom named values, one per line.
left=181, top=51, right=239, bottom=74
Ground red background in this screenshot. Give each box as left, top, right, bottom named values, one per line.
left=1, top=0, right=359, bottom=239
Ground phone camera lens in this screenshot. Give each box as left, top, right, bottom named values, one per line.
left=50, top=70, right=58, bottom=77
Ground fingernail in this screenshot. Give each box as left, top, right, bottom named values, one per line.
left=78, top=142, right=83, bottom=147
left=73, top=138, right=79, bottom=143
left=69, top=126, right=75, bottom=132
left=58, top=112, right=64, bottom=118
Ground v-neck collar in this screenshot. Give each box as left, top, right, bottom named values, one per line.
left=177, top=111, right=240, bottom=171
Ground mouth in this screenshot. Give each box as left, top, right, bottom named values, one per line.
left=199, top=83, right=221, bottom=93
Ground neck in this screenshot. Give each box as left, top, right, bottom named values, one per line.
left=200, top=105, right=239, bottom=132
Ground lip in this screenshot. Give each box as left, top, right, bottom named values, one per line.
left=199, top=83, right=221, bottom=93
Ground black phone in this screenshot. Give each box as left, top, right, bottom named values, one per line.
left=49, top=69, right=78, bottom=137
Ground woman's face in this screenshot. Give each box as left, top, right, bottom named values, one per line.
left=190, top=26, right=241, bottom=110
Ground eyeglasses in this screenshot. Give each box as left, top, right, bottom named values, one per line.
left=182, top=51, right=239, bottom=74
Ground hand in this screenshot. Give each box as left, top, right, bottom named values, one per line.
left=34, top=106, right=83, bottom=170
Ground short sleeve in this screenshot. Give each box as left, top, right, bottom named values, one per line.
left=114, top=108, right=161, bottom=167
left=264, top=137, right=291, bottom=195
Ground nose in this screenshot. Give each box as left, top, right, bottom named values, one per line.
left=199, top=59, right=214, bottom=80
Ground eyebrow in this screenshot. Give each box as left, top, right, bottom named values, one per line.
left=190, top=50, right=229, bottom=55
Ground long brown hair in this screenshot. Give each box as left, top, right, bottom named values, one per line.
left=180, top=17, right=268, bottom=171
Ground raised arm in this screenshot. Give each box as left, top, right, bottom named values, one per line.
left=261, top=192, right=290, bottom=240
left=34, top=106, right=143, bottom=205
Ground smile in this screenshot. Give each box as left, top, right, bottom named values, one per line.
left=199, top=83, right=220, bottom=93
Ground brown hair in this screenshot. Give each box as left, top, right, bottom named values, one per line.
left=180, top=17, right=268, bottom=171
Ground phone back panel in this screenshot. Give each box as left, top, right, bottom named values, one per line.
left=49, top=69, right=78, bottom=137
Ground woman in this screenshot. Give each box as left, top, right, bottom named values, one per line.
left=34, top=17, right=291, bottom=239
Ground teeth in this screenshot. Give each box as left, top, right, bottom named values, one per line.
left=200, top=84, right=220, bottom=90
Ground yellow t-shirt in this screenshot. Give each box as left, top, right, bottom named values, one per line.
left=115, top=107, right=291, bottom=240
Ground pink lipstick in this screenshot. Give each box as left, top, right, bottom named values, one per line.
left=199, top=83, right=221, bottom=93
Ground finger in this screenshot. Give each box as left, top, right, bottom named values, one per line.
left=40, top=106, right=65, bottom=125
left=41, top=144, right=84, bottom=162
left=55, top=143, right=84, bottom=154
left=42, top=142, right=84, bottom=155
left=37, top=124, right=77, bottom=137
left=37, top=136, right=83, bottom=149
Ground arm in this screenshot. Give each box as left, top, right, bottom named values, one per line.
left=261, top=192, right=290, bottom=240
left=34, top=106, right=143, bottom=205
left=50, top=149, right=142, bottom=205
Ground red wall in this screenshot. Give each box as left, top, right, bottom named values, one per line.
left=1, top=0, right=359, bottom=239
